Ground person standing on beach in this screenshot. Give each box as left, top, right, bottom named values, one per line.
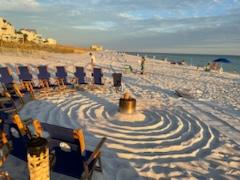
left=89, top=52, right=96, bottom=68
left=205, top=63, right=211, bottom=71
left=140, top=56, right=146, bottom=74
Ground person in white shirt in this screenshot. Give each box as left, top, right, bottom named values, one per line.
left=89, top=52, right=96, bottom=67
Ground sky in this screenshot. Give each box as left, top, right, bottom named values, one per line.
left=0, top=0, right=240, bottom=55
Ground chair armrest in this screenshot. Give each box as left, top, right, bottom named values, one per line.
left=87, top=137, right=106, bottom=165
left=49, top=151, right=56, bottom=169
left=13, top=84, right=24, bottom=97
left=0, top=97, right=12, bottom=103
left=0, top=108, right=16, bottom=113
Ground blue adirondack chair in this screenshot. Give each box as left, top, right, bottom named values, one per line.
left=56, top=66, right=67, bottom=82
left=0, top=113, right=31, bottom=161
left=8, top=123, right=31, bottom=161
left=112, top=73, right=122, bottom=92
left=0, top=67, right=14, bottom=86
left=0, top=67, right=26, bottom=102
left=17, top=65, right=42, bottom=98
left=37, top=65, right=51, bottom=80
left=0, top=113, right=106, bottom=179
left=92, top=68, right=103, bottom=85
left=40, top=122, right=106, bottom=179
left=37, top=65, right=58, bottom=89
left=18, top=66, right=33, bottom=82
left=73, top=66, right=87, bottom=85
left=55, top=66, right=73, bottom=86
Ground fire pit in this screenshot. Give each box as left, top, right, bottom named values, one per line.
left=119, top=92, right=136, bottom=114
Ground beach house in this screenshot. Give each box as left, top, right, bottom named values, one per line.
left=90, top=44, right=103, bottom=51
left=46, top=38, right=57, bottom=45
left=19, top=29, right=57, bottom=45
left=19, top=29, right=43, bottom=44
left=0, top=17, right=16, bottom=42
left=14, top=31, right=24, bottom=43
left=0, top=16, right=57, bottom=45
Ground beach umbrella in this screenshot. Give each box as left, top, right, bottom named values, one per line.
left=213, top=58, right=231, bottom=63
left=212, top=58, right=231, bottom=71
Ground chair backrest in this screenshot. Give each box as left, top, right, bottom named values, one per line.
left=74, top=66, right=86, bottom=84
left=7, top=114, right=32, bottom=161
left=8, top=123, right=29, bottom=160
left=41, top=123, right=78, bottom=144
left=37, top=66, right=51, bottom=80
left=112, top=73, right=122, bottom=87
left=18, top=66, right=33, bottom=81
left=0, top=114, right=27, bottom=161
left=56, top=66, right=68, bottom=79
left=92, top=68, right=103, bottom=85
left=0, top=67, right=14, bottom=85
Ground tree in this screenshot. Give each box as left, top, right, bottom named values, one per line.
left=23, top=34, right=28, bottom=44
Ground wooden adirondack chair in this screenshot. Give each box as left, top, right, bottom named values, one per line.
left=92, top=68, right=104, bottom=85
left=55, top=66, right=75, bottom=92
left=73, top=66, right=88, bottom=85
left=0, top=67, right=26, bottom=104
left=33, top=120, right=106, bottom=179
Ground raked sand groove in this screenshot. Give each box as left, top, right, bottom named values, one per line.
left=1, top=52, right=240, bottom=179
left=19, top=91, right=240, bottom=179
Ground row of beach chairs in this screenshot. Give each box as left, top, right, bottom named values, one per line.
left=0, top=66, right=104, bottom=93
left=0, top=65, right=122, bottom=104
left=0, top=66, right=105, bottom=113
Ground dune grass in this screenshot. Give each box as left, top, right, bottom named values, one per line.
left=0, top=41, right=90, bottom=55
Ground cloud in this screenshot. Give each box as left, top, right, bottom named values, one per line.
left=105, top=19, right=240, bottom=53
left=0, top=0, right=41, bottom=11
left=142, top=14, right=238, bottom=34
left=72, top=21, right=116, bottom=31
left=1, top=0, right=240, bottom=55
left=118, top=13, right=143, bottom=21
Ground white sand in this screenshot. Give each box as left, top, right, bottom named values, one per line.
left=0, top=51, right=240, bottom=179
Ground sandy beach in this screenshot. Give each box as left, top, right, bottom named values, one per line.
left=0, top=51, right=240, bottom=179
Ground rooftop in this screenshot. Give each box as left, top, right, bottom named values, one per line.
left=20, top=29, right=37, bottom=33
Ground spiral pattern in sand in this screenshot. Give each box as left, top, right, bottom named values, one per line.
left=20, top=91, right=222, bottom=179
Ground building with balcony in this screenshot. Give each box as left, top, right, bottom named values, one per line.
left=0, top=16, right=57, bottom=45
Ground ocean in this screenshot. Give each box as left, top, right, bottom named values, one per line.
left=126, top=52, right=240, bottom=73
